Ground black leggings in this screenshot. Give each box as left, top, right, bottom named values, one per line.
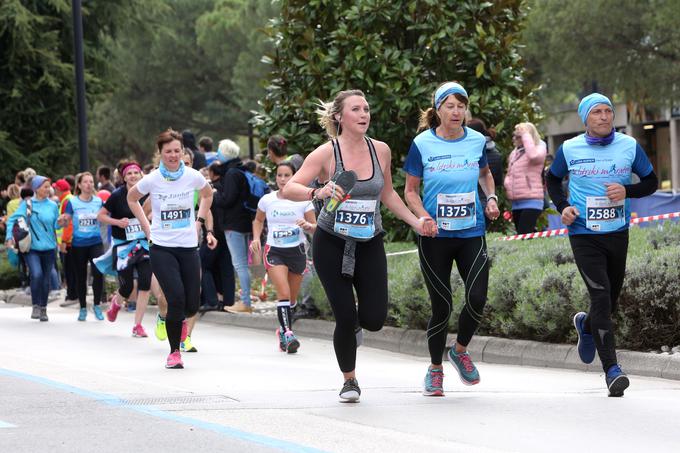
left=150, top=245, right=201, bottom=352
left=418, top=235, right=489, bottom=365
left=312, top=228, right=388, bottom=373
left=512, top=208, right=542, bottom=234
left=569, top=231, right=628, bottom=372
left=72, top=243, right=104, bottom=308
left=117, top=258, right=152, bottom=298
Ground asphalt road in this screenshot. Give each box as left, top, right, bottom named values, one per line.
left=1, top=302, right=679, bottom=453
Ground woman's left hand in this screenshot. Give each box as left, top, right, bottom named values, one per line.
left=296, top=218, right=315, bottom=232
left=485, top=200, right=500, bottom=220
left=206, top=232, right=217, bottom=250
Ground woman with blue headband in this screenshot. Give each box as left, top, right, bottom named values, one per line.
left=546, top=93, right=657, bottom=397
left=404, top=81, right=499, bottom=397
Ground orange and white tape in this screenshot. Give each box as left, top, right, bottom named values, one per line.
left=497, top=210, right=680, bottom=241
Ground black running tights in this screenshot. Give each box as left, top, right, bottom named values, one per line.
left=312, top=228, right=388, bottom=373
left=569, top=231, right=628, bottom=372
left=150, top=245, right=201, bottom=352
left=418, top=235, right=489, bottom=365
left=72, top=244, right=104, bottom=309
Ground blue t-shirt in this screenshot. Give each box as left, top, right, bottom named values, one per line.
left=550, top=132, right=653, bottom=235
left=403, top=127, right=488, bottom=238
left=66, top=195, right=103, bottom=247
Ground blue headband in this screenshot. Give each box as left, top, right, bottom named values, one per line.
left=31, top=175, right=48, bottom=192
left=578, top=93, right=613, bottom=124
left=434, top=82, right=468, bottom=110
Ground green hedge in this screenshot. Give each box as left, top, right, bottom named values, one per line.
left=0, top=248, right=21, bottom=290
left=309, top=222, right=680, bottom=350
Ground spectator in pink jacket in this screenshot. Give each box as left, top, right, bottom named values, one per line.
left=503, top=122, right=547, bottom=233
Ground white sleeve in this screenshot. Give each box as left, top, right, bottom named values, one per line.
left=135, top=173, right=153, bottom=195
left=304, top=201, right=314, bottom=213
left=192, top=169, right=208, bottom=190
left=257, top=193, right=270, bottom=212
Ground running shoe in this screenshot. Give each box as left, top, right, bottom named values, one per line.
left=165, top=350, right=183, bottom=369
left=181, top=319, right=188, bottom=342
left=423, top=367, right=445, bottom=396
left=155, top=314, right=167, bottom=341
left=31, top=305, right=40, bottom=319
left=339, top=378, right=361, bottom=403
left=126, top=301, right=136, bottom=312
left=181, top=335, right=197, bottom=353
left=225, top=302, right=253, bottom=314
left=606, top=364, right=630, bottom=397
left=39, top=307, right=48, bottom=322
left=132, top=324, right=148, bottom=338
left=276, top=328, right=286, bottom=352
left=447, top=348, right=480, bottom=385
left=106, top=296, right=121, bottom=322
left=573, top=312, right=596, bottom=364
left=93, top=305, right=104, bottom=321
left=78, top=307, right=87, bottom=321
left=284, top=330, right=300, bottom=354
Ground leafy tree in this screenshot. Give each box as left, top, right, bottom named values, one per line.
left=256, top=0, right=540, bottom=238
left=0, top=0, right=157, bottom=186
left=90, top=0, right=277, bottom=165
left=522, top=0, right=680, bottom=109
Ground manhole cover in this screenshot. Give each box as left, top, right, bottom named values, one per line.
left=120, top=395, right=237, bottom=406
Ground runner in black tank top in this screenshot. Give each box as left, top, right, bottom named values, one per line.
left=280, top=90, right=435, bottom=402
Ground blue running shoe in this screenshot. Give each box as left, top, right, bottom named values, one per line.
left=284, top=330, right=300, bottom=354
left=573, top=312, right=596, bottom=364
left=423, top=367, right=445, bottom=396
left=276, top=328, right=286, bottom=352
left=93, top=305, right=104, bottom=321
left=448, top=349, right=480, bottom=385
left=606, top=364, right=629, bottom=397
left=78, top=307, right=87, bottom=322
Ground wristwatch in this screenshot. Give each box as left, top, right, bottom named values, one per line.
left=197, top=217, right=206, bottom=224
left=486, top=194, right=498, bottom=203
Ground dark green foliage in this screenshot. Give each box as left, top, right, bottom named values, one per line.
left=523, top=0, right=680, bottom=107
left=310, top=223, right=680, bottom=350
left=0, top=0, right=157, bottom=185
left=257, top=0, right=541, bottom=239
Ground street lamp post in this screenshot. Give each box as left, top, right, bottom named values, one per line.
left=72, top=0, right=88, bottom=172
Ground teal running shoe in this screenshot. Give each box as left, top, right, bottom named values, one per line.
left=423, top=367, right=445, bottom=396
left=93, top=305, right=104, bottom=321
left=78, top=307, right=87, bottom=322
left=448, top=348, right=480, bottom=385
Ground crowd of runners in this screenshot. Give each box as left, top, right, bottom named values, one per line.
left=2, top=85, right=658, bottom=401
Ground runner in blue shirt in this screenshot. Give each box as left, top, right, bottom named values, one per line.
left=63, top=172, right=105, bottom=321
left=404, top=82, right=500, bottom=397
left=546, top=93, right=658, bottom=397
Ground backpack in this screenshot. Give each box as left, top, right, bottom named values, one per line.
left=238, top=169, right=270, bottom=213
left=12, top=199, right=33, bottom=253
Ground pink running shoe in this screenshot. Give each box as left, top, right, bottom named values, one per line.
left=165, top=350, right=183, bottom=369
left=132, top=324, right=148, bottom=338
left=180, top=319, right=188, bottom=342
left=106, top=296, right=121, bottom=322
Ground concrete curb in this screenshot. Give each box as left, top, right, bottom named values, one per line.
left=199, top=310, right=680, bottom=381
left=3, top=291, right=678, bottom=381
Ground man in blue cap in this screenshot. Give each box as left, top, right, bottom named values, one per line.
left=546, top=93, right=658, bottom=397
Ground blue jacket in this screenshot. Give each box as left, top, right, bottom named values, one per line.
left=5, top=197, right=60, bottom=251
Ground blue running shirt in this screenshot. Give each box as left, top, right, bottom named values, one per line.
left=403, top=127, right=488, bottom=238
left=66, top=196, right=103, bottom=247
left=550, top=132, right=653, bottom=235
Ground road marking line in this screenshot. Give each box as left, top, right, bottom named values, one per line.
left=0, top=367, right=326, bottom=453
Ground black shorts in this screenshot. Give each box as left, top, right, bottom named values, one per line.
left=264, top=244, right=306, bottom=275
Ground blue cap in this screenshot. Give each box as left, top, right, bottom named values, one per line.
left=434, top=82, right=468, bottom=110
left=578, top=93, right=613, bottom=124
left=31, top=175, right=48, bottom=192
